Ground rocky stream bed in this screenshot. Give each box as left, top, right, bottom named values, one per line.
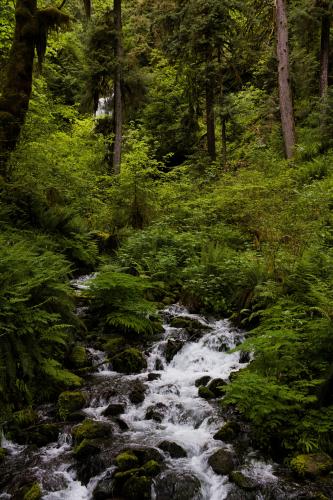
left=0, top=278, right=332, bottom=499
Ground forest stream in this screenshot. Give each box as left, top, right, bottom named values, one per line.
left=0, top=277, right=329, bottom=500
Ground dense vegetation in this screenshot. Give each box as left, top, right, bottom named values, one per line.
left=1, top=0, right=333, bottom=472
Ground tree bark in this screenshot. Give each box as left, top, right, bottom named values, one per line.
left=205, top=45, right=216, bottom=161
left=320, top=11, right=330, bottom=97
left=276, top=0, right=296, bottom=159
left=218, top=48, right=227, bottom=166
left=0, top=0, right=37, bottom=176
left=113, top=0, right=123, bottom=175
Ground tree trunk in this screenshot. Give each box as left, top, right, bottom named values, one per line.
left=113, top=0, right=123, bottom=175
left=0, top=0, right=37, bottom=176
left=276, top=0, right=296, bottom=159
left=320, top=9, right=330, bottom=97
left=205, top=46, right=216, bottom=161
left=218, top=48, right=227, bottom=166
left=221, top=117, right=227, bottom=166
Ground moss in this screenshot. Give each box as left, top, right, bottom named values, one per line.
left=229, top=471, right=256, bottom=491
left=290, top=453, right=333, bottom=478
left=115, top=451, right=139, bottom=470
left=103, top=337, right=125, bottom=356
left=68, top=345, right=88, bottom=368
left=198, top=385, right=214, bottom=399
left=58, top=391, right=86, bottom=420
left=0, top=448, right=7, bottom=462
left=122, top=475, right=151, bottom=500
left=170, top=317, right=208, bottom=330
left=73, top=439, right=100, bottom=460
left=142, top=460, right=161, bottom=476
left=23, top=482, right=42, bottom=500
left=71, top=419, right=112, bottom=444
left=112, top=348, right=147, bottom=374
left=26, top=423, right=59, bottom=446
left=114, top=468, right=141, bottom=483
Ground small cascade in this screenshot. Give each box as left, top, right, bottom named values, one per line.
left=0, top=304, right=311, bottom=499
left=95, top=97, right=113, bottom=118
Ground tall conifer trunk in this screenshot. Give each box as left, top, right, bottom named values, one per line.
left=276, top=0, right=296, bottom=159
left=320, top=10, right=330, bottom=97
left=0, top=0, right=37, bottom=176
left=205, top=47, right=216, bottom=161
left=113, top=0, right=123, bottom=175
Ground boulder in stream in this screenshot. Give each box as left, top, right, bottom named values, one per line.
left=145, top=403, right=168, bottom=422
left=229, top=471, right=257, bottom=491
left=158, top=440, right=187, bottom=458
left=148, top=372, right=161, bottom=381
left=102, top=402, right=125, bottom=417
left=73, top=439, right=101, bottom=460
left=239, top=351, right=251, bottom=364
left=214, top=421, right=241, bottom=443
left=207, top=378, right=227, bottom=397
left=290, top=453, right=333, bottom=478
left=208, top=448, right=236, bottom=475
left=154, top=470, right=201, bottom=500
left=12, top=481, right=42, bottom=500
left=112, top=348, right=147, bottom=374
left=169, top=316, right=209, bottom=332
left=198, top=385, right=215, bottom=399
left=115, top=450, right=140, bottom=470
left=195, top=375, right=211, bottom=387
left=165, top=339, right=184, bottom=362
left=129, top=380, right=147, bottom=404
left=71, top=419, right=112, bottom=444
left=68, top=344, right=90, bottom=369
left=57, top=391, right=86, bottom=420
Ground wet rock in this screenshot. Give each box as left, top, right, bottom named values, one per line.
left=148, top=372, right=161, bottom=381
left=208, top=449, right=235, bottom=475
left=229, top=471, right=257, bottom=491
left=228, top=371, right=239, bottom=382
left=66, top=410, right=87, bottom=423
left=129, top=380, right=147, bottom=404
left=122, top=475, right=151, bottom=500
left=155, top=358, right=164, bottom=370
left=93, top=474, right=114, bottom=499
left=102, top=403, right=125, bottom=417
left=12, top=481, right=42, bottom=500
left=142, top=459, right=161, bottom=476
left=198, top=385, right=215, bottom=399
left=214, top=421, right=241, bottom=443
left=226, top=486, right=256, bottom=500
left=131, top=446, right=164, bottom=465
left=290, top=453, right=333, bottom=478
left=77, top=454, right=110, bottom=485
left=112, top=348, right=147, bottom=374
left=145, top=403, right=167, bottom=422
left=116, top=417, right=129, bottom=430
left=165, top=339, right=184, bottom=362
left=71, top=419, right=112, bottom=444
left=58, top=391, right=86, bottom=420
left=115, top=451, right=140, bottom=470
left=24, top=423, right=59, bottom=447
left=158, top=440, right=187, bottom=458
left=207, top=378, right=227, bottom=397
left=239, top=351, right=251, bottom=364
left=73, top=439, right=101, bottom=460
left=170, top=316, right=209, bottom=332
left=195, top=375, right=211, bottom=387
left=154, top=471, right=201, bottom=500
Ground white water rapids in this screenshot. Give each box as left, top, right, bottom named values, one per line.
left=1, top=305, right=278, bottom=499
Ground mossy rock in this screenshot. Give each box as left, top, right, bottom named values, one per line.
left=12, top=407, right=38, bottom=428
left=290, top=453, right=333, bottom=478
left=170, top=317, right=209, bottom=331
left=112, top=348, right=147, bottom=374
left=195, top=375, right=211, bottom=387
left=207, top=378, right=227, bottom=397
left=69, top=345, right=89, bottom=368
left=122, top=475, right=151, bottom=500
left=58, top=391, right=86, bottom=420
left=229, top=471, right=257, bottom=491
left=23, top=482, right=42, bottom=500
left=214, top=422, right=240, bottom=443
left=104, top=337, right=125, bottom=356
left=115, top=451, right=140, bottom=471
left=129, top=380, right=147, bottom=404
left=165, top=339, right=184, bottom=363
left=142, top=460, right=161, bottom=476
left=208, top=449, right=235, bottom=475
left=0, top=448, right=7, bottom=462
left=26, top=423, right=59, bottom=447
left=145, top=403, right=167, bottom=422
left=198, top=385, right=215, bottom=399
left=73, top=439, right=101, bottom=460
left=72, top=419, right=112, bottom=444
left=102, top=403, right=125, bottom=417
